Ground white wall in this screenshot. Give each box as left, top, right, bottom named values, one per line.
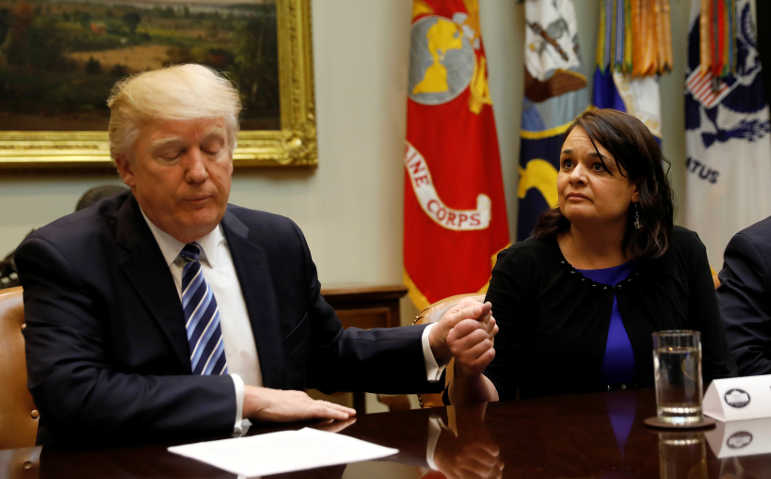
left=0, top=0, right=693, bottom=294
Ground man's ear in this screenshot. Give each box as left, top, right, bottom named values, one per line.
left=114, top=154, right=135, bottom=188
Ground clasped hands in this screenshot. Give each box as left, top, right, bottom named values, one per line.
left=243, top=297, right=497, bottom=424
left=431, top=297, right=500, bottom=405
left=428, top=297, right=497, bottom=375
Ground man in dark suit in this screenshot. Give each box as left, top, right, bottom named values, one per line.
left=16, top=64, right=497, bottom=446
left=718, top=216, right=771, bottom=375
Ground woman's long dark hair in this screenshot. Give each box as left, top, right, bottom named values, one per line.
left=533, top=108, right=674, bottom=259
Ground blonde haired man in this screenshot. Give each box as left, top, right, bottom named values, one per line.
left=17, top=64, right=496, bottom=445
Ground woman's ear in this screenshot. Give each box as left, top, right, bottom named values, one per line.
left=631, top=183, right=640, bottom=203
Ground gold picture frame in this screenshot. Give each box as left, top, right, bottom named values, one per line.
left=0, top=0, right=316, bottom=169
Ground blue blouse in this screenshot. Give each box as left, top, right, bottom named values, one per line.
left=576, top=262, right=636, bottom=385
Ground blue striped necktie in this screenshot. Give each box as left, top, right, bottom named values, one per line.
left=179, top=243, right=228, bottom=375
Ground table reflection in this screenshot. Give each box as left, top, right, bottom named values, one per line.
left=717, top=455, right=771, bottom=479
left=485, top=390, right=659, bottom=477
left=0, top=447, right=40, bottom=479
left=4, top=390, right=771, bottom=478
left=430, top=403, right=504, bottom=479
left=352, top=390, right=655, bottom=478
left=657, top=431, right=708, bottom=479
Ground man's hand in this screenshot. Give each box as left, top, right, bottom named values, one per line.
left=429, top=297, right=500, bottom=405
left=243, top=386, right=356, bottom=422
left=429, top=298, right=496, bottom=366
left=447, top=316, right=498, bottom=376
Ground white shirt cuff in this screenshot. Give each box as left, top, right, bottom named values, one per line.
left=422, top=323, right=446, bottom=382
left=230, top=373, right=251, bottom=436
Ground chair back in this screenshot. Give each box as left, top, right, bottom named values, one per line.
left=414, top=293, right=485, bottom=408
left=0, top=287, right=39, bottom=448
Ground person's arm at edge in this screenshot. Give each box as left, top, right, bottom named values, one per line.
left=717, top=230, right=771, bottom=376
left=684, top=230, right=736, bottom=381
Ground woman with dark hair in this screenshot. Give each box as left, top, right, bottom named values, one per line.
left=451, top=109, right=734, bottom=403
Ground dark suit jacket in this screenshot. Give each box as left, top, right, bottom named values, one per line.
left=718, top=216, right=771, bottom=375
left=16, top=192, right=432, bottom=445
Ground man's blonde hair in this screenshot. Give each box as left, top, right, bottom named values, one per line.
left=107, top=64, right=242, bottom=161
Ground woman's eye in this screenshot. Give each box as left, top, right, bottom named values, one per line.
left=592, top=162, right=605, bottom=172
left=561, top=158, right=573, bottom=169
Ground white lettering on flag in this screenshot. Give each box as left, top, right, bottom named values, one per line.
left=404, top=142, right=490, bottom=231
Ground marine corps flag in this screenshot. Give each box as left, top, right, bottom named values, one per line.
left=403, top=0, right=509, bottom=310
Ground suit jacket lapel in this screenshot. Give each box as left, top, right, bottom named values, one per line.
left=221, top=209, right=286, bottom=388
left=115, top=196, right=190, bottom=371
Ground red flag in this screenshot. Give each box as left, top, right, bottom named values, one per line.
left=403, top=0, right=509, bottom=310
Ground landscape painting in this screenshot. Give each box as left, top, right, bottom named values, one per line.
left=0, top=0, right=279, bottom=132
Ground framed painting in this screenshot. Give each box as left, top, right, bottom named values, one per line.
left=0, top=0, right=316, bottom=169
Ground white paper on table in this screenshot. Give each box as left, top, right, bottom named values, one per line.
left=703, top=374, right=771, bottom=421
left=167, top=427, right=398, bottom=477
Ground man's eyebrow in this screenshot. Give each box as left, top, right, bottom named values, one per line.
left=201, top=128, right=227, bottom=142
left=150, top=137, right=185, bottom=150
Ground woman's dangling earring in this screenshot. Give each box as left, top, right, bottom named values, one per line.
left=633, top=203, right=642, bottom=230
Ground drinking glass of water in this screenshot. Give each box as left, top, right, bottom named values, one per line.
left=652, top=330, right=703, bottom=425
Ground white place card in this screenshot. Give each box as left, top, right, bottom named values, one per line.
left=704, top=417, right=771, bottom=458
left=168, top=427, right=398, bottom=477
left=703, top=374, right=771, bottom=421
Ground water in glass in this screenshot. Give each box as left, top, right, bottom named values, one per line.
left=653, top=341, right=703, bottom=425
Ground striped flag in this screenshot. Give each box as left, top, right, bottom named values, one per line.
left=403, top=0, right=509, bottom=310
left=686, top=69, right=730, bottom=109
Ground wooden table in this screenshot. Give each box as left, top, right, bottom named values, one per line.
left=320, top=284, right=408, bottom=412
left=5, top=389, right=771, bottom=478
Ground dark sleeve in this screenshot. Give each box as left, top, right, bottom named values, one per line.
left=483, top=245, right=537, bottom=401
left=16, top=234, right=236, bottom=446
left=681, top=231, right=735, bottom=382
left=717, top=231, right=771, bottom=375
left=284, top=221, right=434, bottom=394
